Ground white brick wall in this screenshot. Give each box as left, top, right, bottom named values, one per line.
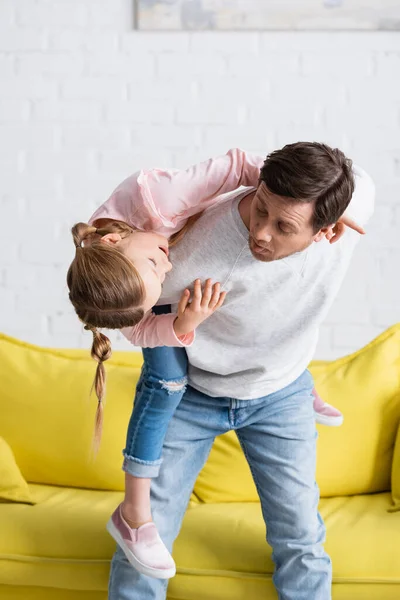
left=1, top=0, right=399, bottom=360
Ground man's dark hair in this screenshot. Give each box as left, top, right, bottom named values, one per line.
left=259, top=142, right=355, bottom=232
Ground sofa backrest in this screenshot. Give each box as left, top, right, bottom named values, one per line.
left=193, top=324, right=400, bottom=501
left=1, top=326, right=400, bottom=499
left=0, top=333, right=140, bottom=492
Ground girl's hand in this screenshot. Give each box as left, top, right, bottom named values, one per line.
left=173, top=279, right=227, bottom=338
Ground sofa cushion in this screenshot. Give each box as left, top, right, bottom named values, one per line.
left=0, top=484, right=118, bottom=591
left=0, top=587, right=106, bottom=600
left=171, top=493, right=400, bottom=600
left=194, top=325, right=400, bottom=501
left=0, top=333, right=142, bottom=491
left=1, top=484, right=399, bottom=598
left=0, top=436, right=34, bottom=504
left=175, top=493, right=400, bottom=580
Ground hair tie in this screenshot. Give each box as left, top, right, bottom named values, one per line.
left=76, top=227, right=97, bottom=250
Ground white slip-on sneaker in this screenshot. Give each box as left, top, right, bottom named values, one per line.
left=106, top=504, right=176, bottom=580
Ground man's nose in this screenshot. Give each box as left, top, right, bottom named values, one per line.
left=255, top=227, right=272, bottom=244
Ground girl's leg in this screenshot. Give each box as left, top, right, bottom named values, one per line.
left=122, top=473, right=152, bottom=528
left=108, top=307, right=188, bottom=578
left=121, top=344, right=187, bottom=526
left=122, top=303, right=188, bottom=526
left=108, top=385, right=222, bottom=600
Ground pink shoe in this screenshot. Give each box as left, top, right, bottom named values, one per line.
left=106, top=504, right=176, bottom=580
left=312, top=390, right=343, bottom=427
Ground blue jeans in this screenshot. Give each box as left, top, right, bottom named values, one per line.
left=109, top=369, right=332, bottom=600
left=122, top=305, right=188, bottom=479
left=122, top=345, right=187, bottom=478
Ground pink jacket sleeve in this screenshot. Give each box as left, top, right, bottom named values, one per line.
left=121, top=312, right=194, bottom=348
left=88, top=148, right=264, bottom=234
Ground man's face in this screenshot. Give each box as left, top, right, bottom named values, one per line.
left=248, top=182, right=325, bottom=262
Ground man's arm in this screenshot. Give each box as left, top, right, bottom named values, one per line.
left=344, top=165, right=375, bottom=227
left=326, top=165, right=375, bottom=244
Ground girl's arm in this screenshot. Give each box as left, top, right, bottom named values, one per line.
left=121, top=279, right=226, bottom=348
left=89, top=148, right=264, bottom=232
left=137, top=147, right=264, bottom=223
left=121, top=311, right=195, bottom=349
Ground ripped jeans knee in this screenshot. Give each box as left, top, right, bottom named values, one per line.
left=123, top=362, right=188, bottom=473
left=160, top=376, right=187, bottom=395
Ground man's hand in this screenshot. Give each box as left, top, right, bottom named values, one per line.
left=174, top=279, right=227, bottom=338
left=325, top=214, right=366, bottom=245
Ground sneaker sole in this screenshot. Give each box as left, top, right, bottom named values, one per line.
left=315, top=413, right=344, bottom=427
left=106, top=518, right=176, bottom=580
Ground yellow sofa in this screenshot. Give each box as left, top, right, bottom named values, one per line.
left=1, top=326, right=400, bottom=600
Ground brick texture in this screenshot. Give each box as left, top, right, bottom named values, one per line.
left=0, top=1, right=399, bottom=359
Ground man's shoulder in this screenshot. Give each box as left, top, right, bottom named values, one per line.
left=203, top=186, right=256, bottom=212
left=306, top=234, right=357, bottom=275
left=347, top=164, right=375, bottom=227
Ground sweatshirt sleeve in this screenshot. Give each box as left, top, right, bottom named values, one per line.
left=344, top=164, right=375, bottom=227
left=135, top=147, right=264, bottom=229
left=88, top=148, right=264, bottom=232
left=121, top=312, right=195, bottom=348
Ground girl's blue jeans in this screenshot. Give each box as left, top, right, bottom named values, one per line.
left=122, top=305, right=188, bottom=479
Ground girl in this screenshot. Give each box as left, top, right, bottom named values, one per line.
left=67, top=148, right=346, bottom=581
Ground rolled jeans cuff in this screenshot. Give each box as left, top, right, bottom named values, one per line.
left=122, top=453, right=163, bottom=478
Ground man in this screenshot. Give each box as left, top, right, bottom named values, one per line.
left=107, top=142, right=375, bottom=599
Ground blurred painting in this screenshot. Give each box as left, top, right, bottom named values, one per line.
left=136, top=0, right=400, bottom=30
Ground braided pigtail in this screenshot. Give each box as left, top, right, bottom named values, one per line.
left=67, top=219, right=147, bottom=455
left=84, top=324, right=112, bottom=454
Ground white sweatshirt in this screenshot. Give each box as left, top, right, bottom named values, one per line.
left=158, top=166, right=375, bottom=399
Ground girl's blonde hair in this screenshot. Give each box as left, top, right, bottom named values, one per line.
left=66, top=213, right=202, bottom=452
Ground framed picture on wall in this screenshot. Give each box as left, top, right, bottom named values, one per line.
left=136, top=0, right=400, bottom=31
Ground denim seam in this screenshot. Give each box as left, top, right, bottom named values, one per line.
left=236, top=430, right=282, bottom=580
left=123, top=454, right=163, bottom=467
left=235, top=430, right=271, bottom=521
left=108, top=553, right=116, bottom=596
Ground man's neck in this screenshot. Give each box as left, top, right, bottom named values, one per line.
left=238, top=190, right=256, bottom=231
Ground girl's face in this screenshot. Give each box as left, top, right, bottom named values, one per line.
left=101, top=231, right=173, bottom=312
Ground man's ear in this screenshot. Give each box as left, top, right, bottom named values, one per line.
left=313, top=226, right=332, bottom=243
left=99, top=233, right=122, bottom=246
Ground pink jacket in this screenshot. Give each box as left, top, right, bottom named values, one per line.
left=88, top=148, right=264, bottom=348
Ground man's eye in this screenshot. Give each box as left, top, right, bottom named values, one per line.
left=279, top=225, right=291, bottom=235
left=257, top=206, right=268, bottom=216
